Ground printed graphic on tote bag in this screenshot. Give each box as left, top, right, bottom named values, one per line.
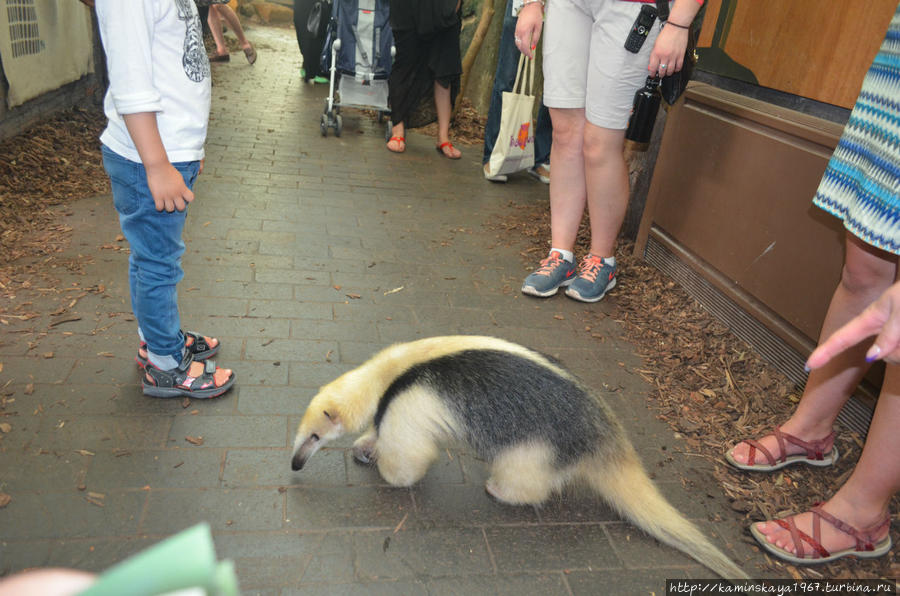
left=513, top=122, right=533, bottom=151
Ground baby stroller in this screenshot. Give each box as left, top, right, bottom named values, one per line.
left=320, top=0, right=394, bottom=138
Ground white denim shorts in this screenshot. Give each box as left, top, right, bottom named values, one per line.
left=542, top=0, right=662, bottom=129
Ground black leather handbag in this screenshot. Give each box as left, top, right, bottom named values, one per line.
left=307, top=0, right=329, bottom=35
left=659, top=31, right=698, bottom=105
left=656, top=0, right=702, bottom=106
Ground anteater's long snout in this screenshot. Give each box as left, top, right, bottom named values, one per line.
left=291, top=434, right=320, bottom=471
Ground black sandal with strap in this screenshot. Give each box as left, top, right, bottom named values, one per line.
left=142, top=351, right=234, bottom=399
left=136, top=330, right=220, bottom=368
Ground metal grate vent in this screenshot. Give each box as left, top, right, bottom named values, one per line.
left=643, top=234, right=873, bottom=437
left=6, top=0, right=43, bottom=59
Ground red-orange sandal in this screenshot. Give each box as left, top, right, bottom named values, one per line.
left=436, top=141, right=461, bottom=159
left=725, top=425, right=838, bottom=471
left=750, top=504, right=892, bottom=564
left=386, top=136, right=405, bottom=153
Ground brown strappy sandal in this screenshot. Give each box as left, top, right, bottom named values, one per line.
left=725, top=425, right=838, bottom=471
left=750, top=504, right=892, bottom=564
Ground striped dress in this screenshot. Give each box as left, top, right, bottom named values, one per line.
left=813, top=2, right=900, bottom=255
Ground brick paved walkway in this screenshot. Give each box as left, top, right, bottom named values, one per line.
left=0, top=24, right=764, bottom=595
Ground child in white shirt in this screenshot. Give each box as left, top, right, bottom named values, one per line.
left=95, top=0, right=235, bottom=398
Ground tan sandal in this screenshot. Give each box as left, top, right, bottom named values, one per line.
left=750, top=504, right=891, bottom=564
left=725, top=425, right=838, bottom=471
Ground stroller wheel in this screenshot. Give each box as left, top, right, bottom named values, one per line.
left=320, top=114, right=328, bottom=137
left=335, top=114, right=343, bottom=137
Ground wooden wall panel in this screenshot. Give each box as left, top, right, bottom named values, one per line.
left=697, top=0, right=896, bottom=108
left=636, top=84, right=846, bottom=351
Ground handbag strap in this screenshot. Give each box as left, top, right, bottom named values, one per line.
left=655, top=0, right=669, bottom=22
left=511, top=53, right=535, bottom=97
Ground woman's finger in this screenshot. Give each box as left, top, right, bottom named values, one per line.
left=515, top=27, right=537, bottom=58
left=806, top=324, right=877, bottom=370
left=656, top=58, right=672, bottom=76
left=531, top=20, right=543, bottom=51
left=866, top=306, right=900, bottom=363
left=806, top=301, right=890, bottom=369
left=513, top=29, right=527, bottom=57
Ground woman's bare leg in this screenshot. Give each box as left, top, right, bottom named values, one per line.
left=730, top=234, right=898, bottom=465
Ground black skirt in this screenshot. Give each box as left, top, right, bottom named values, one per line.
left=388, top=18, right=461, bottom=129
left=390, top=0, right=459, bottom=36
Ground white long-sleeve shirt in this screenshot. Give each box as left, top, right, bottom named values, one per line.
left=95, top=0, right=211, bottom=163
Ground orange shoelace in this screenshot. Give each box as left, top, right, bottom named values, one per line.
left=535, top=251, right=565, bottom=276
left=577, top=255, right=606, bottom=283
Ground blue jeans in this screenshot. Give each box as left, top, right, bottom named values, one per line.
left=482, top=0, right=551, bottom=167
left=102, top=145, right=200, bottom=365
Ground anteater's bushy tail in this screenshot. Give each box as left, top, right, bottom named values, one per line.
left=582, top=447, right=749, bottom=580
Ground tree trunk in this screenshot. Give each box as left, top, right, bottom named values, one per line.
left=454, top=0, right=496, bottom=116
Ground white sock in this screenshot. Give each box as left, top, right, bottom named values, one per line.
left=550, top=248, right=574, bottom=263
left=601, top=256, right=616, bottom=267
left=144, top=338, right=186, bottom=370
left=146, top=350, right=180, bottom=371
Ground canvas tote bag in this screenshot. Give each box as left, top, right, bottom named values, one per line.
left=487, top=54, right=536, bottom=177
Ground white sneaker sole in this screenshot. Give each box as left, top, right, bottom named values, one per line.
left=565, top=277, right=616, bottom=303
left=521, top=277, right=574, bottom=298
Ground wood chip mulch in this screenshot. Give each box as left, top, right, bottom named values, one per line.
left=0, top=106, right=109, bottom=324
left=489, top=198, right=899, bottom=581
left=419, top=98, right=488, bottom=146
left=0, top=106, right=108, bottom=263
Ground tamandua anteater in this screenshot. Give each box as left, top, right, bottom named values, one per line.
left=291, top=335, right=748, bottom=579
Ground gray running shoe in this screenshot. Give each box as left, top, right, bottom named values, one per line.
left=521, top=250, right=576, bottom=297
left=565, top=255, right=616, bottom=303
